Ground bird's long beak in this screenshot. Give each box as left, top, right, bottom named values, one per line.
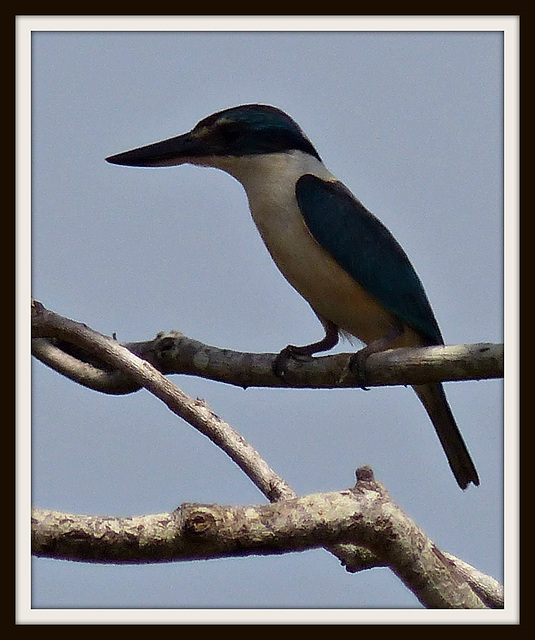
left=106, top=131, right=207, bottom=167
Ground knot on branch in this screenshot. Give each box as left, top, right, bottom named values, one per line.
left=352, top=465, right=386, bottom=495
left=180, top=505, right=219, bottom=541
left=355, top=465, right=375, bottom=484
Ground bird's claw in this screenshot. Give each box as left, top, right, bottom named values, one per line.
left=273, top=345, right=311, bottom=379
left=348, top=349, right=370, bottom=391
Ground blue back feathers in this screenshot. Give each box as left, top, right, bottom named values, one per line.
left=296, top=174, right=444, bottom=346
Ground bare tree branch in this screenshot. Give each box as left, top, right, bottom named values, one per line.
left=31, top=467, right=502, bottom=609
left=440, top=552, right=505, bottom=609
left=32, top=300, right=503, bottom=395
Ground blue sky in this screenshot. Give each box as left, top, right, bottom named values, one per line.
left=20, top=16, right=516, bottom=624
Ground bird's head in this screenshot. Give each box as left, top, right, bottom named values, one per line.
left=106, top=104, right=321, bottom=168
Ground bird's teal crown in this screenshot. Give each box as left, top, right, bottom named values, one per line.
left=192, top=104, right=322, bottom=161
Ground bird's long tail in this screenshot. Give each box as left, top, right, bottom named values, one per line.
left=412, top=383, right=479, bottom=489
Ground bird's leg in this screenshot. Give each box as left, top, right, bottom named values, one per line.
left=273, top=320, right=339, bottom=378
left=349, top=319, right=404, bottom=389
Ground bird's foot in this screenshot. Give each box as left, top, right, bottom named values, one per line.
left=273, top=345, right=313, bottom=379
left=348, top=322, right=404, bottom=390
left=348, top=348, right=371, bottom=391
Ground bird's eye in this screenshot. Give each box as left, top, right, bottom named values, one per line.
left=216, top=121, right=243, bottom=144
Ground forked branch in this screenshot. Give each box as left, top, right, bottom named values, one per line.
left=30, top=300, right=504, bottom=609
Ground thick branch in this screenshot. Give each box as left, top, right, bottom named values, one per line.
left=32, top=301, right=503, bottom=395
left=31, top=467, right=501, bottom=609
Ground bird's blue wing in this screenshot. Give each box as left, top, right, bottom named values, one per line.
left=295, top=174, right=443, bottom=345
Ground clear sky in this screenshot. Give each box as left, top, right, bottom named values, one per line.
left=21, top=16, right=514, bottom=623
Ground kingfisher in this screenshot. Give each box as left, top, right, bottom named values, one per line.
left=106, top=103, right=479, bottom=489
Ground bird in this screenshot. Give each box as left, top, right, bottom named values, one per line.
left=106, top=103, right=479, bottom=489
